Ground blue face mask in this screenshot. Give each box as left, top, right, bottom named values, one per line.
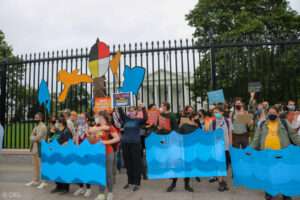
left=214, top=113, right=223, bottom=119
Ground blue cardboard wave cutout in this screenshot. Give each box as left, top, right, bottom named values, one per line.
left=145, top=128, right=226, bottom=179
left=119, top=65, right=145, bottom=95
left=38, top=80, right=51, bottom=113
left=230, top=145, right=300, bottom=197
left=41, top=139, right=106, bottom=185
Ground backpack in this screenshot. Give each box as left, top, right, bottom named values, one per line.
left=212, top=118, right=231, bottom=134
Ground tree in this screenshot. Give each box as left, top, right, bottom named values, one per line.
left=0, top=30, right=37, bottom=121
left=186, top=0, right=300, bottom=104
left=59, top=85, right=92, bottom=113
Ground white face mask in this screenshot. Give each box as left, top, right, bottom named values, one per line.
left=95, top=117, right=101, bottom=125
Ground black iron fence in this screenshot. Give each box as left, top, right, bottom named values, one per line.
left=1, top=39, right=300, bottom=149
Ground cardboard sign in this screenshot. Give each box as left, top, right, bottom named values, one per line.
left=94, top=97, right=112, bottom=113
left=41, top=139, right=106, bottom=185
left=207, top=89, right=225, bottom=105
left=236, top=113, right=253, bottom=125
left=230, top=145, right=300, bottom=197
left=248, top=82, right=262, bottom=93
left=112, top=92, right=133, bottom=107
left=146, top=128, right=226, bottom=179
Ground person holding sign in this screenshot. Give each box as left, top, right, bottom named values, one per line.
left=230, top=98, right=253, bottom=149
left=50, top=117, right=73, bottom=194
left=209, top=105, right=232, bottom=192
left=118, top=104, right=147, bottom=192
left=73, top=113, right=92, bottom=197
left=251, top=106, right=300, bottom=200
left=157, top=102, right=194, bottom=192
left=94, top=111, right=120, bottom=200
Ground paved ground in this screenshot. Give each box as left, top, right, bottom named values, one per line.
left=0, top=152, right=299, bottom=200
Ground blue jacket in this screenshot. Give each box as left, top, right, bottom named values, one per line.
left=118, top=107, right=147, bottom=144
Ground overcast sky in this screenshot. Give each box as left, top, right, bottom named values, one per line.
left=1, top=0, right=300, bottom=55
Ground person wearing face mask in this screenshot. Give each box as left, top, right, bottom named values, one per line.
left=209, top=105, right=232, bottom=192
left=286, top=100, right=296, bottom=112
left=117, top=104, right=147, bottom=192
left=73, top=113, right=89, bottom=145
left=251, top=106, right=300, bottom=200
left=50, top=117, right=73, bottom=194
left=170, top=111, right=199, bottom=192
left=73, top=112, right=93, bottom=198
left=155, top=102, right=188, bottom=193
left=230, top=98, right=253, bottom=149
left=25, top=113, right=47, bottom=187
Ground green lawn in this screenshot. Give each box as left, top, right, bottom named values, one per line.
left=3, top=122, right=35, bottom=149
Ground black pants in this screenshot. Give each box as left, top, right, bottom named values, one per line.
left=232, top=133, right=249, bottom=149
left=122, top=143, right=142, bottom=186
left=79, top=183, right=91, bottom=188
left=56, top=182, right=69, bottom=191
left=171, top=178, right=190, bottom=186
left=141, top=135, right=147, bottom=178
left=265, top=193, right=292, bottom=200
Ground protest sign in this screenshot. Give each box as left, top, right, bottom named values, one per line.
left=94, top=97, right=112, bottom=113
left=248, top=82, right=262, bottom=93
left=207, top=89, right=225, bottom=104
left=112, top=92, right=133, bottom=107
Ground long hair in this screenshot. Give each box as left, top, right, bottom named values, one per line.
left=98, top=111, right=112, bottom=125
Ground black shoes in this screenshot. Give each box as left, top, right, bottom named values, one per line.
left=282, top=196, right=292, bottom=200
left=218, top=181, right=229, bottom=192
left=132, top=185, right=140, bottom=192
left=50, top=188, right=62, bottom=193
left=184, top=185, right=194, bottom=192
left=124, top=184, right=140, bottom=192
left=209, top=177, right=218, bottom=183
left=166, top=184, right=194, bottom=192
left=59, top=190, right=69, bottom=195
left=166, top=184, right=176, bottom=192
left=123, top=184, right=131, bottom=189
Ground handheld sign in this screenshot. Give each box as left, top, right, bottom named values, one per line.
left=248, top=82, right=262, bottom=93
left=112, top=92, right=133, bottom=107
left=94, top=97, right=112, bottom=113
left=207, top=89, right=225, bottom=105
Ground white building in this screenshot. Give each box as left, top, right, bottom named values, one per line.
left=109, top=69, right=202, bottom=112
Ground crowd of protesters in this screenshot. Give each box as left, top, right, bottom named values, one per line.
left=24, top=92, right=300, bottom=200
